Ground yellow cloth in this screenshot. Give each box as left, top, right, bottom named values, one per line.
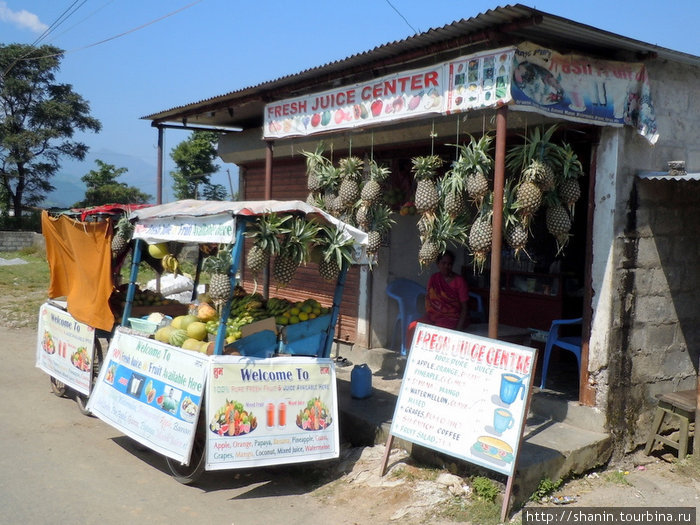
left=41, top=210, right=115, bottom=332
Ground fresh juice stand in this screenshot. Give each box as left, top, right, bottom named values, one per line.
left=84, top=199, right=368, bottom=483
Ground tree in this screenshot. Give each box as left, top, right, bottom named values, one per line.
left=74, top=159, right=151, bottom=207
left=0, top=44, right=101, bottom=224
left=170, top=131, right=227, bottom=200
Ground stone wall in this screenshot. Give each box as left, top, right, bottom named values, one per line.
left=590, top=58, right=700, bottom=452
left=0, top=231, right=44, bottom=252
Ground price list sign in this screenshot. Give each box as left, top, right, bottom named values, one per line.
left=390, top=323, right=535, bottom=476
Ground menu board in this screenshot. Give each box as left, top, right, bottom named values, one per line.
left=391, top=323, right=535, bottom=476
left=36, top=302, right=96, bottom=395
left=205, top=356, right=339, bottom=470
left=87, top=329, right=208, bottom=464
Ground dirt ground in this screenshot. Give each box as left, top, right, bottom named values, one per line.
left=5, top=301, right=699, bottom=524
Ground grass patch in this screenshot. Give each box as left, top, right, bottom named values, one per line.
left=675, top=452, right=700, bottom=480
left=0, top=251, right=50, bottom=327
left=437, top=495, right=503, bottom=524
left=603, top=469, right=632, bottom=486
left=530, top=477, right=563, bottom=501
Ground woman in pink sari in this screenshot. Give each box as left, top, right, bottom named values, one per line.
left=406, top=250, right=469, bottom=347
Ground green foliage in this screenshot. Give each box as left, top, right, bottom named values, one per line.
left=530, top=477, right=563, bottom=501
left=170, top=131, right=227, bottom=200
left=471, top=476, right=499, bottom=502
left=604, top=470, right=631, bottom=486
left=74, top=159, right=151, bottom=207
left=0, top=43, right=101, bottom=225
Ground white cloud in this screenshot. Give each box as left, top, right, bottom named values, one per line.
left=0, top=2, right=49, bottom=34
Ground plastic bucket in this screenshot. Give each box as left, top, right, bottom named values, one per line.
left=351, top=363, right=372, bottom=399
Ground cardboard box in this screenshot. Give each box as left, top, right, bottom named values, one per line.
left=241, top=317, right=277, bottom=338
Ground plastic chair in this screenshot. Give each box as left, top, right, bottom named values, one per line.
left=468, top=292, right=485, bottom=323
left=386, top=278, right=426, bottom=356
left=539, top=317, right=583, bottom=390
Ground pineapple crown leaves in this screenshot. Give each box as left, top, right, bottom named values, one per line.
left=203, top=244, right=232, bottom=275
left=559, top=142, right=584, bottom=180
left=411, top=155, right=443, bottom=180
left=440, top=168, right=467, bottom=195
left=425, top=212, right=469, bottom=249
left=319, top=162, right=341, bottom=191
left=317, top=224, right=355, bottom=270
left=368, top=204, right=396, bottom=234
left=114, top=215, right=134, bottom=237
left=338, top=156, right=364, bottom=180
left=277, top=216, right=320, bottom=264
left=301, top=142, right=330, bottom=176
left=244, top=213, right=291, bottom=256
left=505, top=124, right=561, bottom=174
left=451, top=133, right=494, bottom=175
left=368, top=159, right=391, bottom=182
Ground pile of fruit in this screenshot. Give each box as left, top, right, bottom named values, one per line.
left=150, top=292, right=331, bottom=352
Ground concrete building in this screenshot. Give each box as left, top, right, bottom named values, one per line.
left=143, top=5, right=699, bottom=452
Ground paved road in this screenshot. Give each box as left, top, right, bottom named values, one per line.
left=0, top=328, right=345, bottom=525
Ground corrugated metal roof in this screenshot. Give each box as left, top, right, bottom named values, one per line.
left=637, top=172, right=700, bottom=182
left=143, top=3, right=699, bottom=127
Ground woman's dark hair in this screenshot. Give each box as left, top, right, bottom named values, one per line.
left=437, top=250, right=455, bottom=264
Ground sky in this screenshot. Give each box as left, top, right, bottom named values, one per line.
left=1, top=0, right=699, bottom=203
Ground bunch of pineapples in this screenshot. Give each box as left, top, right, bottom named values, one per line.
left=111, top=215, right=133, bottom=260
left=244, top=213, right=290, bottom=277
left=273, top=216, right=319, bottom=287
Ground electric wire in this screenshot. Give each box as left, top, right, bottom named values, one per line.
left=384, top=0, right=419, bottom=34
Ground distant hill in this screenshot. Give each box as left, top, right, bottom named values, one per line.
left=42, top=149, right=158, bottom=208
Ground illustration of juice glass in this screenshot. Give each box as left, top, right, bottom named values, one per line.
left=266, top=402, right=275, bottom=429
left=278, top=402, right=287, bottom=428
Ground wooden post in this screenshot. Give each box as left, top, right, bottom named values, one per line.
left=488, top=106, right=507, bottom=340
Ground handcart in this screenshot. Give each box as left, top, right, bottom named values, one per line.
left=84, top=200, right=368, bottom=483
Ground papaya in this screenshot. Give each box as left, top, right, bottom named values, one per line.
left=196, top=303, right=217, bottom=322
left=182, top=338, right=203, bottom=351
left=154, top=325, right=174, bottom=344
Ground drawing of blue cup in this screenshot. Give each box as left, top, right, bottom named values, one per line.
left=499, top=373, right=525, bottom=405
left=493, top=408, right=514, bottom=434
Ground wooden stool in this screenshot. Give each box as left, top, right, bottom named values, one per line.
left=644, top=389, right=696, bottom=458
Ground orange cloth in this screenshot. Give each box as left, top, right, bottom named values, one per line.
left=41, top=210, right=115, bottom=332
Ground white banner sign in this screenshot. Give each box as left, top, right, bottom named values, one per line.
left=87, top=329, right=209, bottom=463
left=391, top=323, right=535, bottom=476
left=205, top=356, right=339, bottom=470
left=132, top=214, right=236, bottom=244
left=36, top=303, right=96, bottom=396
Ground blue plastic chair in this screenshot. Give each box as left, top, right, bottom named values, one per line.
left=386, top=278, right=426, bottom=355
left=539, top=317, right=583, bottom=389
left=468, top=292, right=486, bottom=323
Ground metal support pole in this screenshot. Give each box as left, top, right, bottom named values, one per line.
left=488, top=106, right=507, bottom=339
left=157, top=126, right=164, bottom=205
left=263, top=141, right=274, bottom=299
left=122, top=239, right=143, bottom=325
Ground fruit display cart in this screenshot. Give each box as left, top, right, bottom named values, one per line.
left=84, top=199, right=368, bottom=483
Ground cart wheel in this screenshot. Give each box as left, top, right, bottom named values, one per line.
left=166, top=411, right=206, bottom=484
left=76, top=337, right=105, bottom=416
left=50, top=377, right=67, bottom=397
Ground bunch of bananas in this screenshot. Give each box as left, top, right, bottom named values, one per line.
left=161, top=254, right=180, bottom=274
left=266, top=297, right=294, bottom=316
left=229, top=293, right=267, bottom=321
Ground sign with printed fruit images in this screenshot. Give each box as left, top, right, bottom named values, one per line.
left=36, top=302, right=96, bottom=396
left=87, top=329, right=209, bottom=464
left=264, top=63, right=445, bottom=139
left=390, top=323, right=535, bottom=476
left=205, top=356, right=339, bottom=470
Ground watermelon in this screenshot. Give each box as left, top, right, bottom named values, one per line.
left=168, top=329, right=188, bottom=347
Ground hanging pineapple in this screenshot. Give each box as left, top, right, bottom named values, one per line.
left=337, top=156, right=363, bottom=210
left=316, top=224, right=356, bottom=282
left=440, top=169, right=467, bottom=219
left=557, top=142, right=584, bottom=216
left=355, top=204, right=371, bottom=231
left=456, top=134, right=494, bottom=206
left=302, top=142, right=329, bottom=194
left=418, top=212, right=469, bottom=269
left=203, top=245, right=233, bottom=311
left=244, top=213, right=290, bottom=277
left=360, top=159, right=391, bottom=206
left=273, top=216, right=319, bottom=287
left=111, top=215, right=133, bottom=259
left=503, top=181, right=531, bottom=259
left=468, top=194, right=494, bottom=273
left=545, top=194, right=573, bottom=256
left=319, top=163, right=341, bottom=213
left=366, top=204, right=395, bottom=258
left=411, top=155, right=442, bottom=216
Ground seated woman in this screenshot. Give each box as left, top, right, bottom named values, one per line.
left=406, top=250, right=469, bottom=347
